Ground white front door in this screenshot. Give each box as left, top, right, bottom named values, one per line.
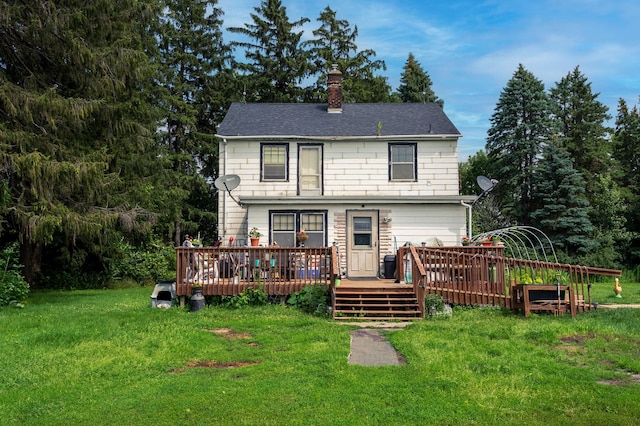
left=346, top=210, right=379, bottom=278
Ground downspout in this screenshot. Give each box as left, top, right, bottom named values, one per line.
left=221, top=138, right=228, bottom=239
left=460, top=200, right=472, bottom=240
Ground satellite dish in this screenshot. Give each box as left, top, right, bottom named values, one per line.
left=214, top=174, right=240, bottom=192
left=214, top=174, right=243, bottom=207
left=476, top=175, right=496, bottom=192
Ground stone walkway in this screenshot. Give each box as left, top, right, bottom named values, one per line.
left=346, top=322, right=410, bottom=366
left=348, top=328, right=406, bottom=366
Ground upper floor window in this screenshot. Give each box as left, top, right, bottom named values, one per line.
left=389, top=143, right=417, bottom=181
left=298, top=144, right=323, bottom=195
left=261, top=143, right=288, bottom=181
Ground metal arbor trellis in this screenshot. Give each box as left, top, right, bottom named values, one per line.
left=472, top=226, right=558, bottom=264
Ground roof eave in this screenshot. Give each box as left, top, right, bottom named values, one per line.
left=215, top=133, right=462, bottom=141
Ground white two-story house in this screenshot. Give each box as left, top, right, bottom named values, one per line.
left=215, top=68, right=474, bottom=279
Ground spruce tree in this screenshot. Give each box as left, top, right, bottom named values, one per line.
left=530, top=141, right=595, bottom=258
left=550, top=66, right=620, bottom=265
left=397, top=53, right=443, bottom=106
left=612, top=98, right=640, bottom=264
left=0, top=0, right=160, bottom=285
left=549, top=66, right=612, bottom=194
left=228, top=0, right=310, bottom=102
left=304, top=6, right=392, bottom=102
left=485, top=64, right=557, bottom=225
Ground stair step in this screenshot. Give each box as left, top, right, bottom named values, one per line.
left=334, top=316, right=421, bottom=321
left=335, top=297, right=418, bottom=302
left=332, top=285, right=423, bottom=321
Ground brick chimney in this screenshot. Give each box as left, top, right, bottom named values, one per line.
left=327, top=64, right=342, bottom=113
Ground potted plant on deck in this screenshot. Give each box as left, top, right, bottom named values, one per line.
left=248, top=227, right=262, bottom=246
left=461, top=237, right=470, bottom=246
left=296, top=228, right=309, bottom=246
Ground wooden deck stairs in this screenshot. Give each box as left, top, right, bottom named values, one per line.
left=333, top=281, right=422, bottom=321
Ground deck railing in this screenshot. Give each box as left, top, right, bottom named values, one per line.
left=175, top=246, right=339, bottom=298
left=398, top=246, right=621, bottom=311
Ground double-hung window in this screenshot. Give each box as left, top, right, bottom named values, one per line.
left=261, top=143, right=288, bottom=181
left=270, top=211, right=326, bottom=247
left=389, top=143, right=417, bottom=181
left=298, top=144, right=323, bottom=195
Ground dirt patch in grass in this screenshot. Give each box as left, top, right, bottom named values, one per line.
left=207, top=327, right=252, bottom=339
left=597, top=373, right=640, bottom=386
left=169, top=360, right=260, bottom=374
left=558, top=332, right=598, bottom=345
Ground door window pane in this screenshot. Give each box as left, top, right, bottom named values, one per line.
left=353, top=217, right=372, bottom=246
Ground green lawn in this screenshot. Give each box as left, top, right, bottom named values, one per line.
left=590, top=279, right=640, bottom=305
left=1, top=287, right=639, bottom=425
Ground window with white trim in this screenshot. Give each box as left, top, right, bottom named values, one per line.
left=389, top=143, right=417, bottom=181
left=261, top=143, right=288, bottom=181
left=298, top=144, right=322, bottom=195
left=270, top=211, right=327, bottom=247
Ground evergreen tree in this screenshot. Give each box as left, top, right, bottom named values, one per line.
left=549, top=66, right=612, bottom=195
left=397, top=53, right=443, bottom=106
left=0, top=1, right=160, bottom=285
left=530, top=141, right=595, bottom=258
left=485, top=64, right=557, bottom=225
left=612, top=98, right=640, bottom=264
left=304, top=6, right=392, bottom=102
left=154, top=0, right=233, bottom=245
left=550, top=66, right=621, bottom=265
left=228, top=0, right=310, bottom=102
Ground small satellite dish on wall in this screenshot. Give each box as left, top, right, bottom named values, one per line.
left=214, top=174, right=240, bottom=192
left=214, top=174, right=243, bottom=207
left=477, top=175, right=497, bottom=192
left=473, top=175, right=498, bottom=206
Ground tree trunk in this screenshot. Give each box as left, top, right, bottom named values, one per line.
left=20, top=240, right=43, bottom=288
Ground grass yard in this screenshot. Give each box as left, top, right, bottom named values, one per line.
left=1, top=286, right=639, bottom=425
left=590, top=279, right=640, bottom=305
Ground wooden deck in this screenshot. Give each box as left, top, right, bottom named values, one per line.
left=174, top=245, right=621, bottom=320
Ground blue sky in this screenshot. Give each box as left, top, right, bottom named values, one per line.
left=217, top=0, right=640, bottom=159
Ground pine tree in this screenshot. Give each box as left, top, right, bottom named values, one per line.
left=0, top=1, right=160, bottom=285
left=485, top=64, right=557, bottom=224
left=228, top=0, right=310, bottom=102
left=397, top=53, right=443, bottom=106
left=550, top=66, right=621, bottom=265
left=530, top=141, right=595, bottom=258
left=549, top=66, right=612, bottom=194
left=154, top=0, right=233, bottom=245
left=612, top=98, right=640, bottom=265
left=304, top=6, right=392, bottom=102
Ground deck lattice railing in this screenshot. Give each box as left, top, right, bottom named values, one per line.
left=175, top=246, right=338, bottom=297
left=398, top=246, right=621, bottom=311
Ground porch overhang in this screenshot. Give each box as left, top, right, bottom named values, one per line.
left=239, top=195, right=477, bottom=206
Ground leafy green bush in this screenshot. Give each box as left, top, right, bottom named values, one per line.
left=213, top=286, right=268, bottom=309
left=106, top=238, right=175, bottom=285
left=287, top=284, right=330, bottom=316
left=424, top=293, right=444, bottom=312
left=0, top=245, right=30, bottom=307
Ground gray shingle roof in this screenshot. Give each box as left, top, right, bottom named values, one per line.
left=216, top=102, right=461, bottom=138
